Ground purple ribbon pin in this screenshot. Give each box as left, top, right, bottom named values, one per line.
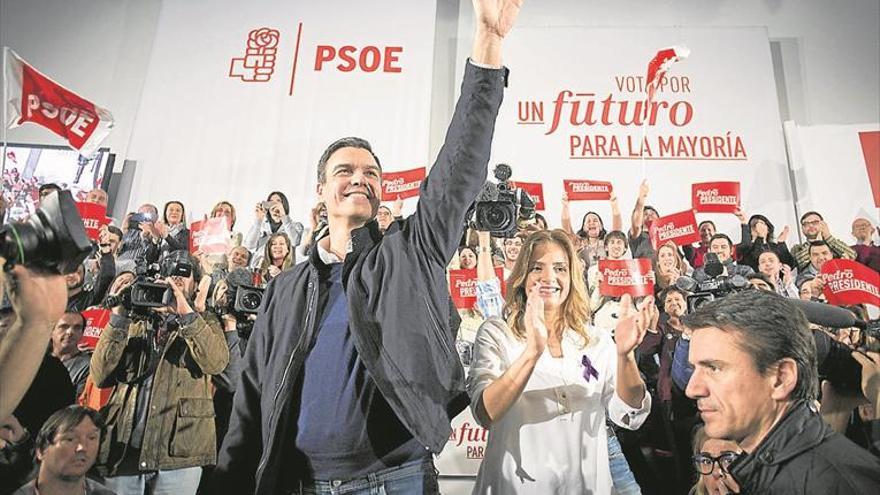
left=582, top=355, right=599, bottom=382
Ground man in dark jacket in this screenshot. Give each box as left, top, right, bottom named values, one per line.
left=213, top=2, right=522, bottom=493
left=684, top=290, right=880, bottom=494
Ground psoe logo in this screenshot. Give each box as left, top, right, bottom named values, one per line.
left=229, top=28, right=281, bottom=82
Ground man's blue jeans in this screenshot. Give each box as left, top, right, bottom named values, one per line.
left=609, top=434, right=642, bottom=495
left=289, top=458, right=439, bottom=495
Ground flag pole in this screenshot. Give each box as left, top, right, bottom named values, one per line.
left=1, top=46, right=9, bottom=180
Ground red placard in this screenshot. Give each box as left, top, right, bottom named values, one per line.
left=448, top=267, right=506, bottom=310
left=692, top=181, right=741, bottom=213
left=189, top=217, right=231, bottom=254
left=598, top=259, right=655, bottom=297
left=74, top=202, right=109, bottom=241
left=79, top=308, right=111, bottom=351
left=381, top=167, right=426, bottom=200
left=510, top=181, right=545, bottom=211
left=649, top=209, right=701, bottom=249
left=563, top=179, right=613, bottom=200
left=820, top=259, right=880, bottom=307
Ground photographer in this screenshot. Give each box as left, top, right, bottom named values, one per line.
left=116, top=204, right=160, bottom=264
left=683, top=290, right=880, bottom=494
left=692, top=234, right=754, bottom=283
left=242, top=191, right=304, bottom=265
left=90, top=251, right=228, bottom=495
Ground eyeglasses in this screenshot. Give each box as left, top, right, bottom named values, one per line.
left=801, top=220, right=821, bottom=227
left=692, top=451, right=739, bottom=475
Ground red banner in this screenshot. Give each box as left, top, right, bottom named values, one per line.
left=511, top=181, right=545, bottom=211
left=381, top=167, right=425, bottom=200
left=563, top=179, right=613, bottom=200
left=4, top=48, right=114, bottom=156
left=692, top=181, right=741, bottom=213
left=448, top=267, right=506, bottom=310
left=598, top=259, right=655, bottom=297
left=189, top=217, right=231, bottom=254
left=820, top=259, right=880, bottom=307
left=74, top=202, right=109, bottom=241
left=649, top=209, right=701, bottom=249
left=859, top=131, right=880, bottom=208
left=79, top=308, right=111, bottom=351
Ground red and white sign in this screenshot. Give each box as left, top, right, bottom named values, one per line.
left=189, top=217, right=231, bottom=254
left=859, top=131, right=880, bottom=208
left=4, top=47, right=114, bottom=156
left=598, top=259, right=655, bottom=297
left=79, top=308, right=111, bottom=351
left=649, top=209, right=701, bottom=248
left=74, top=202, right=109, bottom=241
left=692, top=181, right=741, bottom=213
left=563, top=179, right=613, bottom=201
left=511, top=181, right=545, bottom=211
left=381, top=167, right=425, bottom=200
left=820, top=259, right=880, bottom=307
left=448, top=267, right=506, bottom=310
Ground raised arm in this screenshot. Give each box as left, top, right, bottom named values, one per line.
left=630, top=180, right=649, bottom=238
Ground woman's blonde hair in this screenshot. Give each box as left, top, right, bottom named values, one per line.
left=653, top=241, right=686, bottom=289
left=259, top=233, right=293, bottom=274
left=503, top=229, right=591, bottom=345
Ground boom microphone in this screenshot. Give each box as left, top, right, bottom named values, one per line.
left=788, top=298, right=865, bottom=329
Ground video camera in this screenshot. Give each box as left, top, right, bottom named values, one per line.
left=213, top=268, right=264, bottom=342
left=467, top=164, right=536, bottom=238
left=675, top=253, right=749, bottom=313
left=104, top=250, right=194, bottom=319
left=0, top=190, right=92, bottom=274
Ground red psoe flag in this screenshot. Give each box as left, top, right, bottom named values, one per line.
left=692, top=181, right=741, bottom=213
left=381, top=167, right=426, bottom=200
left=598, top=259, right=655, bottom=298
left=820, top=259, right=880, bottom=307
left=3, top=47, right=114, bottom=156
left=649, top=209, right=701, bottom=249
left=644, top=46, right=690, bottom=118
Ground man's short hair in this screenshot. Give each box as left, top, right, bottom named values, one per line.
left=316, top=137, right=382, bottom=184
left=800, top=210, right=823, bottom=223
left=710, top=233, right=733, bottom=248
left=698, top=220, right=716, bottom=230
left=61, top=310, right=87, bottom=329
left=38, top=183, right=61, bottom=195
left=747, top=272, right=776, bottom=291
left=644, top=206, right=659, bottom=217
left=808, top=240, right=831, bottom=254
left=603, top=230, right=627, bottom=248
left=682, top=290, right=818, bottom=401
left=35, top=406, right=104, bottom=459
left=106, top=225, right=124, bottom=239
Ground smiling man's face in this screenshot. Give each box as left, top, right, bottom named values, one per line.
left=318, top=146, right=381, bottom=228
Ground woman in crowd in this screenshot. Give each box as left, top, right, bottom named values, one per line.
left=653, top=241, right=690, bottom=294
left=459, top=246, right=478, bottom=270
left=467, top=229, right=653, bottom=494
left=736, top=214, right=794, bottom=271
left=561, top=192, right=622, bottom=272
left=211, top=200, right=243, bottom=247
left=147, top=200, right=189, bottom=255
left=257, top=233, right=293, bottom=285
left=243, top=191, right=304, bottom=265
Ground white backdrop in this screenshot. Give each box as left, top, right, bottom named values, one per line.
left=470, top=26, right=796, bottom=241
left=124, top=0, right=436, bottom=223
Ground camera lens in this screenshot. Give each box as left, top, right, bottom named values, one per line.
left=241, top=292, right=262, bottom=311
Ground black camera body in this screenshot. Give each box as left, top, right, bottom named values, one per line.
left=107, top=252, right=194, bottom=318
left=469, top=164, right=536, bottom=237
left=676, top=253, right=749, bottom=312
left=216, top=268, right=265, bottom=343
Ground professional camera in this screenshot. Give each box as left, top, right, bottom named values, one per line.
left=467, top=163, right=536, bottom=237
left=0, top=190, right=92, bottom=273
left=215, top=268, right=264, bottom=341
left=105, top=251, right=194, bottom=318
left=794, top=299, right=880, bottom=395
left=127, top=211, right=157, bottom=231
left=675, top=254, right=749, bottom=313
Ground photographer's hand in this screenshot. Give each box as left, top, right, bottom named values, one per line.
left=107, top=275, right=135, bottom=316
left=164, top=277, right=195, bottom=316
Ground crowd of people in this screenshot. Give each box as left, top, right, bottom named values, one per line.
left=2, top=1, right=880, bottom=493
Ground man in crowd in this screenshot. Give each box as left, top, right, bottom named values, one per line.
left=50, top=312, right=91, bottom=397
left=67, top=228, right=118, bottom=312
left=757, top=250, right=798, bottom=298
left=116, top=204, right=160, bottom=263
left=684, top=290, right=880, bottom=493
left=214, top=2, right=521, bottom=493
left=11, top=406, right=115, bottom=495
left=628, top=180, right=656, bottom=259
left=91, top=251, right=228, bottom=494
left=683, top=220, right=716, bottom=269
left=85, top=188, right=109, bottom=207
left=795, top=240, right=835, bottom=288
left=790, top=211, right=855, bottom=270
left=693, top=233, right=754, bottom=282
left=850, top=216, right=880, bottom=271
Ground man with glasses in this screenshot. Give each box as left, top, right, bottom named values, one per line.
left=691, top=430, right=742, bottom=495
left=790, top=211, right=855, bottom=271
left=684, top=289, right=880, bottom=494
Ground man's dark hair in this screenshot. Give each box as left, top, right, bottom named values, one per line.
left=603, top=230, right=627, bottom=248
left=698, top=220, right=716, bottom=231
left=316, top=137, right=381, bottom=184
left=747, top=272, right=776, bottom=291
left=682, top=290, right=818, bottom=401
left=808, top=240, right=832, bottom=254
left=644, top=205, right=659, bottom=217
left=106, top=225, right=124, bottom=239
left=710, top=233, right=733, bottom=248
left=800, top=210, right=823, bottom=223
left=38, top=183, right=62, bottom=195
left=35, top=405, right=104, bottom=459
left=61, top=310, right=87, bottom=330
